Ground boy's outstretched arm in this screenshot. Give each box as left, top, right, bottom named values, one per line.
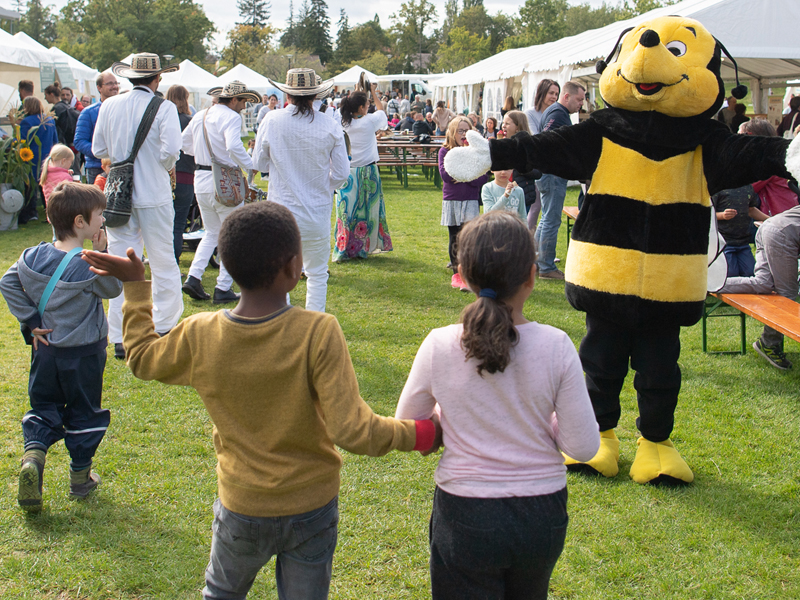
left=83, top=248, right=192, bottom=386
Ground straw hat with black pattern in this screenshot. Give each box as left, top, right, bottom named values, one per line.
left=111, top=53, right=179, bottom=80
left=206, top=80, right=262, bottom=104
left=269, top=68, right=334, bottom=98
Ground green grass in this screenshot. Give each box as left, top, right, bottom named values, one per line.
left=1, top=170, right=799, bottom=599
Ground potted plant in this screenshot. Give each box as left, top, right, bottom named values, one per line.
left=0, top=109, right=42, bottom=231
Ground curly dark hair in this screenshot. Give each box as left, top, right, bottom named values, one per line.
left=218, top=202, right=301, bottom=290
left=458, top=211, right=536, bottom=376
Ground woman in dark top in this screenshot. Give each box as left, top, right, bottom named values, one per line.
left=18, top=96, right=58, bottom=224
left=166, top=85, right=195, bottom=262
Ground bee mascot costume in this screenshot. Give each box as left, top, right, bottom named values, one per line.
left=445, top=16, right=800, bottom=484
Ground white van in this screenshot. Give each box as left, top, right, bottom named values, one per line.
left=376, top=75, right=434, bottom=102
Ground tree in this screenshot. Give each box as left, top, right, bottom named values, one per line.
left=56, top=0, right=215, bottom=70
left=237, top=0, right=271, bottom=27
left=280, top=0, right=301, bottom=48
left=348, top=50, right=388, bottom=76
left=503, top=0, right=569, bottom=49
left=21, top=0, right=58, bottom=45
left=435, top=26, right=490, bottom=73
left=328, top=8, right=355, bottom=73
left=258, top=46, right=325, bottom=82
left=296, top=0, right=332, bottom=64
left=221, top=23, right=278, bottom=69
left=389, top=0, right=438, bottom=72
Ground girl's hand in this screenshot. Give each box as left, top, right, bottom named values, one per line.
left=82, top=247, right=146, bottom=282
left=505, top=181, right=517, bottom=194
left=92, top=228, right=107, bottom=251
left=30, top=327, right=52, bottom=351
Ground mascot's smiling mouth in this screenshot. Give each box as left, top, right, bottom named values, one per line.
left=618, top=71, right=689, bottom=95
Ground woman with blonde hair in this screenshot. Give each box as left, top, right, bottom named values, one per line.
left=166, top=84, right=196, bottom=261
left=40, top=144, right=75, bottom=204
left=502, top=110, right=543, bottom=232
left=438, top=115, right=489, bottom=290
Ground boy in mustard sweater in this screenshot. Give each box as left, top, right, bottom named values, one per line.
left=82, top=202, right=438, bottom=600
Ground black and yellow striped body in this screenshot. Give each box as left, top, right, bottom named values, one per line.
left=565, top=137, right=711, bottom=327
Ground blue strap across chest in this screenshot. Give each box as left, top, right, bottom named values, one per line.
left=38, top=247, right=83, bottom=317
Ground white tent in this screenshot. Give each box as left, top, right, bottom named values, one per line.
left=0, top=29, right=53, bottom=101
left=49, top=46, right=100, bottom=99
left=331, top=65, right=379, bottom=89
left=435, top=0, right=800, bottom=119
left=218, top=64, right=283, bottom=100
left=158, top=59, right=220, bottom=110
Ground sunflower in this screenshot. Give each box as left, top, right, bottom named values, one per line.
left=19, top=147, right=34, bottom=162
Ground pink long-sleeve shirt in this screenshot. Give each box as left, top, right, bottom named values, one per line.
left=396, top=322, right=600, bottom=498
left=41, top=166, right=73, bottom=203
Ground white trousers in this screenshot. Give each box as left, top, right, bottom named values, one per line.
left=188, top=192, right=240, bottom=291
left=107, top=204, right=183, bottom=342
left=301, top=233, right=331, bottom=313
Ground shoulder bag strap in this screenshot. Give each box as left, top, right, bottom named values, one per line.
left=202, top=109, right=218, bottom=164
left=38, top=247, right=84, bottom=317
left=127, top=96, right=165, bottom=163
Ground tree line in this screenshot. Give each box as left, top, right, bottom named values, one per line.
left=5, top=0, right=671, bottom=78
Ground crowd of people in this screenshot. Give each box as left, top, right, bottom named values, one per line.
left=2, top=49, right=800, bottom=600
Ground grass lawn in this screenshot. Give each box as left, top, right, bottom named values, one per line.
left=0, top=168, right=799, bottom=599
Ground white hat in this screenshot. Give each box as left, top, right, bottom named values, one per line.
left=111, top=53, right=179, bottom=80
left=269, top=68, right=334, bottom=98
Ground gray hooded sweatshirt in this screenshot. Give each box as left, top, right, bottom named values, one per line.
left=1, top=243, right=122, bottom=352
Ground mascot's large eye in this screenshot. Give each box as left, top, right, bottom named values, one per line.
left=665, top=40, right=687, bottom=57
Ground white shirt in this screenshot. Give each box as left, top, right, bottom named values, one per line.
left=92, top=86, right=181, bottom=208
left=181, top=104, right=254, bottom=195
left=253, top=107, right=350, bottom=239
left=396, top=322, right=600, bottom=498
left=399, top=98, right=411, bottom=114
left=257, top=104, right=274, bottom=124
left=343, top=111, right=388, bottom=167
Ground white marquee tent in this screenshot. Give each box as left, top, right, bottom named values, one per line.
left=434, top=0, right=800, bottom=120
left=0, top=29, right=53, bottom=101
left=331, top=65, right=379, bottom=89
left=157, top=59, right=220, bottom=110
left=12, top=32, right=99, bottom=99
left=218, top=64, right=283, bottom=100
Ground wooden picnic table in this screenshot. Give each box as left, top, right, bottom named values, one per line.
left=377, top=141, right=442, bottom=189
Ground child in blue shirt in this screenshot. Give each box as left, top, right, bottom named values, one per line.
left=1, top=182, right=122, bottom=511
left=481, top=169, right=527, bottom=222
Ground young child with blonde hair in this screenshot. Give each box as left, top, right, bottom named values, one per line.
left=40, top=144, right=75, bottom=204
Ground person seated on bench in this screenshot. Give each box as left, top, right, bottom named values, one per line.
left=720, top=205, right=800, bottom=370
left=712, top=184, right=769, bottom=277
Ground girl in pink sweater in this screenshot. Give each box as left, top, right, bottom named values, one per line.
left=40, top=144, right=75, bottom=205
left=396, top=211, right=600, bottom=600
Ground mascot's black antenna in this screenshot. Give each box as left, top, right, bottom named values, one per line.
left=596, top=27, right=634, bottom=74
left=715, top=39, right=748, bottom=99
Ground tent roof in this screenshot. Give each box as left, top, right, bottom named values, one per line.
left=331, top=65, right=379, bottom=87
left=0, top=28, right=54, bottom=68
left=218, top=64, right=282, bottom=97
left=13, top=32, right=48, bottom=51
left=49, top=46, right=99, bottom=83
left=434, top=0, right=800, bottom=88
left=158, top=59, right=219, bottom=94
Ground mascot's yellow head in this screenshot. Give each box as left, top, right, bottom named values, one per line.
left=598, top=16, right=739, bottom=119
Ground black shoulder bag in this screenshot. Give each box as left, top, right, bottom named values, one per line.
left=104, top=96, right=164, bottom=228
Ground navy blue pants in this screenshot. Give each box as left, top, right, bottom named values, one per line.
left=430, top=486, right=568, bottom=600
left=173, top=182, right=195, bottom=261
left=579, top=314, right=681, bottom=442
left=24, top=348, right=110, bottom=470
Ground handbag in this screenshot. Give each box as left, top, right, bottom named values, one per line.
left=104, top=96, right=164, bottom=228
left=783, top=112, right=799, bottom=140
left=202, top=110, right=249, bottom=207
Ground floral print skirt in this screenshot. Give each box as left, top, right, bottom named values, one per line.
left=333, top=163, right=393, bottom=262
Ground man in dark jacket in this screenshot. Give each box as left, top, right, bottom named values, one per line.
left=44, top=84, right=79, bottom=147
left=395, top=112, right=416, bottom=132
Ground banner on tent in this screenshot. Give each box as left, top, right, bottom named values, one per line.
left=39, top=63, right=76, bottom=90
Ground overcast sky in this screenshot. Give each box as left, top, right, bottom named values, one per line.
left=43, top=0, right=611, bottom=51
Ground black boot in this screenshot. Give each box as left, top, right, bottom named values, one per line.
left=213, top=287, right=240, bottom=304
left=182, top=275, right=210, bottom=300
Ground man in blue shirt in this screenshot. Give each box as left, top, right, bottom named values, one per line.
left=74, top=73, right=119, bottom=184
left=536, top=81, right=586, bottom=279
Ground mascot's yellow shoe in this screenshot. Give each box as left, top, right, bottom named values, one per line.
left=629, top=437, right=694, bottom=485
left=563, top=429, right=619, bottom=477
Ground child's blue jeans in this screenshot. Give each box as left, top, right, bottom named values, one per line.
left=429, top=486, right=568, bottom=600
left=203, top=496, right=339, bottom=600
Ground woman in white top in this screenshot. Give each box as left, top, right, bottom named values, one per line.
left=332, top=83, right=393, bottom=261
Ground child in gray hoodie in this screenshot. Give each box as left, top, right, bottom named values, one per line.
left=1, top=182, right=122, bottom=511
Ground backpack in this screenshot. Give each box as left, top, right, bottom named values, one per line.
left=54, top=102, right=79, bottom=146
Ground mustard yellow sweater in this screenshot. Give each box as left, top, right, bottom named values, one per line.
left=122, top=282, right=431, bottom=517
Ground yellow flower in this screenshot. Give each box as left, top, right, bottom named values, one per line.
left=19, top=147, right=34, bottom=162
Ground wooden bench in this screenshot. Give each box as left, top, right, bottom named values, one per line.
left=563, top=206, right=579, bottom=247
left=702, top=292, right=800, bottom=354
left=378, top=143, right=442, bottom=189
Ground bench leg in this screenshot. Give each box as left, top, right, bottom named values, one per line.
left=739, top=311, right=747, bottom=355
